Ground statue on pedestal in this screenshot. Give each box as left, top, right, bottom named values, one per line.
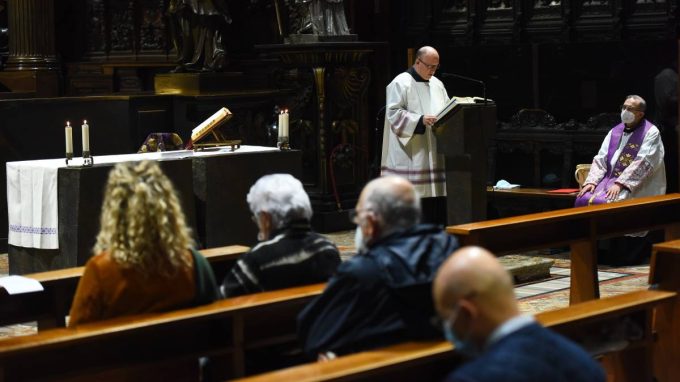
left=167, top=0, right=232, bottom=72
left=295, top=0, right=349, bottom=36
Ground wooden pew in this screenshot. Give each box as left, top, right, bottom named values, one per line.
left=649, top=240, right=680, bottom=382
left=0, top=282, right=325, bottom=381
left=448, top=193, right=680, bottom=304
left=0, top=245, right=249, bottom=329
left=235, top=289, right=676, bottom=382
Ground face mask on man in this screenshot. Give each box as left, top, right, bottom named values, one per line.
left=354, top=226, right=367, bottom=253
left=441, top=307, right=481, bottom=359
left=621, top=109, right=635, bottom=124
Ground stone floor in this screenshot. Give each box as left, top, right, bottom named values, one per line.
left=0, top=233, right=650, bottom=339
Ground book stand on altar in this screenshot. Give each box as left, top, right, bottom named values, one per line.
left=188, top=107, right=241, bottom=151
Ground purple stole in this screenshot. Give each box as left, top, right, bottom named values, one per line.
left=575, top=120, right=652, bottom=207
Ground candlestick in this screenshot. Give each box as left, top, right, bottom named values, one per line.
left=81, top=120, right=93, bottom=167
left=282, top=110, right=289, bottom=137
left=65, top=121, right=73, bottom=155
left=65, top=121, right=73, bottom=165
left=81, top=120, right=90, bottom=153
left=278, top=111, right=284, bottom=139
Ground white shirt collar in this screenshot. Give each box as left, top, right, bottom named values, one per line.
left=486, top=314, right=536, bottom=348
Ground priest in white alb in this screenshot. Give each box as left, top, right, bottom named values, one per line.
left=381, top=46, right=449, bottom=224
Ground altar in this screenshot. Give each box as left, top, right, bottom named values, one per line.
left=7, top=146, right=302, bottom=274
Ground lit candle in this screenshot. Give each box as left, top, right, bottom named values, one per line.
left=278, top=111, right=284, bottom=139
left=282, top=110, right=289, bottom=137
left=65, top=121, right=73, bottom=156
left=81, top=120, right=90, bottom=153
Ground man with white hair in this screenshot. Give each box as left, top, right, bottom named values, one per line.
left=298, top=176, right=459, bottom=357
left=221, top=174, right=341, bottom=297
left=433, top=246, right=605, bottom=381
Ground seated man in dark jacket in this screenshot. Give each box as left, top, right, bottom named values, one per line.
left=221, top=174, right=341, bottom=297
left=433, top=246, right=605, bottom=382
left=297, top=176, right=459, bottom=357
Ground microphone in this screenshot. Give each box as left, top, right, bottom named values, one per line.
left=439, top=73, right=487, bottom=104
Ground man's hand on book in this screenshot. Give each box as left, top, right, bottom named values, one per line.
left=423, top=115, right=438, bottom=127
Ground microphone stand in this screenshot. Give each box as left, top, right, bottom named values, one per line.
left=440, top=73, right=487, bottom=105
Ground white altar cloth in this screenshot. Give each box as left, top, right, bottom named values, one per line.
left=7, top=145, right=277, bottom=250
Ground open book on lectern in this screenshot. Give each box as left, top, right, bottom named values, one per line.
left=433, top=96, right=490, bottom=128
left=433, top=98, right=461, bottom=128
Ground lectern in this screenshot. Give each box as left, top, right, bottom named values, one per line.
left=434, top=103, right=497, bottom=225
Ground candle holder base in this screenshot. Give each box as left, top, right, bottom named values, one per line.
left=277, top=137, right=290, bottom=151
left=65, top=154, right=73, bottom=166
left=82, top=152, right=94, bottom=167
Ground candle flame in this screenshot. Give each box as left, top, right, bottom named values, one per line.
left=285, top=109, right=289, bottom=113
left=83, top=120, right=87, bottom=124
left=66, top=121, right=70, bottom=126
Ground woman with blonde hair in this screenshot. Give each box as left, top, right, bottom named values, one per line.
left=69, top=161, right=218, bottom=326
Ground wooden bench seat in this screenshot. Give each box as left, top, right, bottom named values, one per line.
left=448, top=193, right=680, bottom=304
left=0, top=282, right=325, bottom=381
left=235, top=289, right=676, bottom=382
left=649, top=240, right=680, bottom=382
left=0, top=245, right=249, bottom=329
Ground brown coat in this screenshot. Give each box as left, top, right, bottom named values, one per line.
left=68, top=251, right=197, bottom=326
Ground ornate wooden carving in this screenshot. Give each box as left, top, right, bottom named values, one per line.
left=257, top=42, right=376, bottom=229
left=83, top=0, right=171, bottom=59
left=110, top=1, right=135, bottom=52
left=493, top=108, right=609, bottom=187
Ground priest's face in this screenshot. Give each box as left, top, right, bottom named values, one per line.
left=415, top=52, right=440, bottom=81
left=621, top=97, right=645, bottom=126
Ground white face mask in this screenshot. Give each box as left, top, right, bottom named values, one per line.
left=621, top=109, right=635, bottom=124
left=354, top=226, right=367, bottom=253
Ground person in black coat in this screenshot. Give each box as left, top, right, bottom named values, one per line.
left=297, top=176, right=459, bottom=358
left=433, top=246, right=606, bottom=382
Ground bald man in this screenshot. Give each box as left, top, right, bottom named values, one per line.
left=381, top=46, right=449, bottom=225
left=298, top=176, right=459, bottom=358
left=433, top=247, right=605, bottom=382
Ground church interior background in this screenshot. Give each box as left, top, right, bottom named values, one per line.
left=0, top=0, right=678, bottom=253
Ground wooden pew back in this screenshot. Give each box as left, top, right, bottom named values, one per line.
left=448, top=193, right=680, bottom=304
left=0, top=245, right=249, bottom=329
left=649, top=240, right=680, bottom=382
left=235, top=289, right=676, bottom=382
left=0, top=282, right=325, bottom=381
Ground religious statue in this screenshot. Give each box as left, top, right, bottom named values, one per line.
left=167, top=0, right=232, bottom=72
left=293, top=0, right=349, bottom=36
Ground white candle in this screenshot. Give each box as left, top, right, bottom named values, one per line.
left=282, top=110, right=289, bottom=137
left=65, top=121, right=73, bottom=155
left=81, top=120, right=90, bottom=153
left=278, top=111, right=284, bottom=139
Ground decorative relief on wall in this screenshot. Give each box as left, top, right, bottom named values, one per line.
left=140, top=0, right=167, bottom=51
left=444, top=0, right=467, bottom=12
left=534, top=0, right=561, bottom=9
left=110, top=1, right=135, bottom=51
left=84, top=0, right=171, bottom=58
left=487, top=0, right=512, bottom=11
left=86, top=0, right=106, bottom=54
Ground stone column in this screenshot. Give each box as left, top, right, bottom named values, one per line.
left=4, top=0, right=58, bottom=70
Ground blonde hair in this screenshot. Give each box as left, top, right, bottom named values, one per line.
left=94, top=161, right=194, bottom=275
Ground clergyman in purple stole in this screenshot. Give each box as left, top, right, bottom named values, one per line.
left=575, top=121, right=651, bottom=206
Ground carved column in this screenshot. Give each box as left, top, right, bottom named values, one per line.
left=5, top=0, right=58, bottom=70
left=256, top=42, right=378, bottom=231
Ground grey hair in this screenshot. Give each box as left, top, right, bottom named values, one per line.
left=364, top=183, right=421, bottom=236
left=626, top=94, right=647, bottom=112
left=247, top=174, right=313, bottom=230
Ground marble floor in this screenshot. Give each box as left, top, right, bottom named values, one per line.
left=0, top=233, right=650, bottom=339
